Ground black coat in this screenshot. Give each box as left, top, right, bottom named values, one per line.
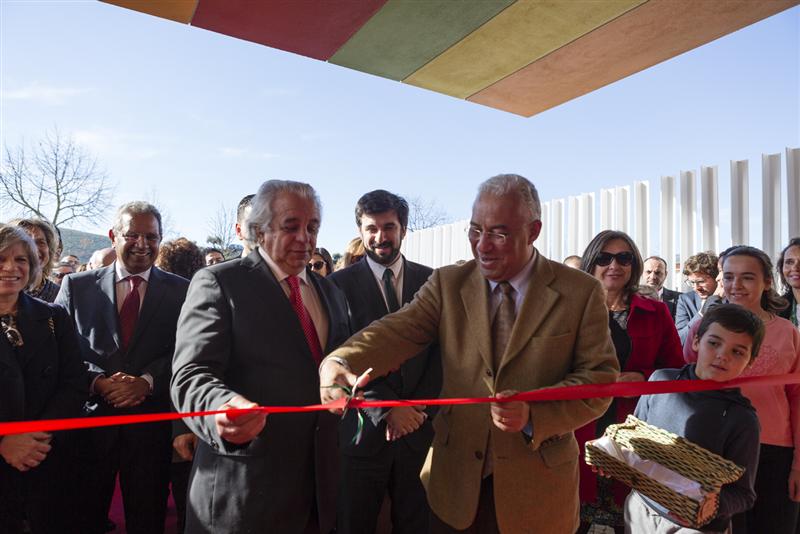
left=329, top=257, right=441, bottom=457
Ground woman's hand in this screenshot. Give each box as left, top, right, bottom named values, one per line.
left=0, top=432, right=52, bottom=472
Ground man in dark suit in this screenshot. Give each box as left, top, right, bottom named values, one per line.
left=329, top=190, right=440, bottom=534
left=641, top=256, right=680, bottom=319
left=171, top=180, right=351, bottom=534
left=55, top=201, right=189, bottom=534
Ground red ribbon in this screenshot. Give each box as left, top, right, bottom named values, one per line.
left=1, top=373, right=798, bottom=436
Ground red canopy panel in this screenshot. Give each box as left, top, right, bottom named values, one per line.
left=190, top=0, right=388, bottom=61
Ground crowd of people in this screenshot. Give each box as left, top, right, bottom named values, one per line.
left=1, top=174, right=799, bottom=534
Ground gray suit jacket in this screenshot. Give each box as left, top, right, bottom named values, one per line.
left=171, top=251, right=351, bottom=534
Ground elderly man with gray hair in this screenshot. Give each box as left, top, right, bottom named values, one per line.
left=321, top=174, right=619, bottom=533
left=55, top=201, right=189, bottom=534
left=171, top=180, right=351, bottom=534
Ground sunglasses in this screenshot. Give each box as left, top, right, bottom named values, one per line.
left=595, top=251, right=634, bottom=267
left=309, top=261, right=326, bottom=271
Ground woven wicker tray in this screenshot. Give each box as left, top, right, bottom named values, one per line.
left=585, top=415, right=744, bottom=528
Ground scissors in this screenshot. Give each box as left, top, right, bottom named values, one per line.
left=342, top=367, right=372, bottom=417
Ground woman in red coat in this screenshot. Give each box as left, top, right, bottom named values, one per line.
left=575, top=230, right=684, bottom=533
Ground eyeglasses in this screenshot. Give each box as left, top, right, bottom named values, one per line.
left=686, top=278, right=712, bottom=286
left=121, top=233, right=160, bottom=243
left=309, top=261, right=326, bottom=271
left=466, top=227, right=508, bottom=245
left=594, top=251, right=634, bottom=267
left=54, top=272, right=71, bottom=279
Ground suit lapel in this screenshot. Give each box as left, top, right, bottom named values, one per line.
left=499, top=253, right=559, bottom=373
left=98, top=266, right=122, bottom=351
left=460, top=267, right=493, bottom=384
left=245, top=252, right=315, bottom=360
left=356, top=260, right=388, bottom=317
left=401, top=258, right=424, bottom=305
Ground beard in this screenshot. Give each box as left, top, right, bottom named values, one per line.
left=365, top=241, right=400, bottom=265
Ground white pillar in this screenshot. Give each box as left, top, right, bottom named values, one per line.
left=615, top=186, right=630, bottom=233
left=680, top=170, right=697, bottom=265
left=787, top=147, right=800, bottom=239
left=633, top=181, right=649, bottom=257
left=551, top=199, right=564, bottom=262
left=578, top=192, right=595, bottom=254
left=762, top=153, right=782, bottom=259
left=539, top=201, right=550, bottom=259
left=730, top=159, right=749, bottom=246
left=700, top=166, right=719, bottom=253
left=661, top=176, right=677, bottom=289
left=568, top=196, right=579, bottom=256
left=600, top=188, right=614, bottom=231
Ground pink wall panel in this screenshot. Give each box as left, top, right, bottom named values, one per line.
left=191, top=0, right=388, bottom=61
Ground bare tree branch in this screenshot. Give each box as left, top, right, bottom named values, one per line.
left=206, top=203, right=237, bottom=257
left=406, top=195, right=451, bottom=231
left=0, top=127, right=114, bottom=228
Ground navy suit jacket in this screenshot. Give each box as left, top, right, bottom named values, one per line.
left=55, top=263, right=189, bottom=419
left=329, top=257, right=441, bottom=457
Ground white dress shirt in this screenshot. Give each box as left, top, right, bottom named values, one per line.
left=365, top=254, right=404, bottom=311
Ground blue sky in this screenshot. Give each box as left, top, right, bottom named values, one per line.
left=1, top=1, right=798, bottom=259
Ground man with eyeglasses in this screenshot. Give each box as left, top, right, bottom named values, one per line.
left=55, top=201, right=189, bottom=534
left=321, top=174, right=618, bottom=533
left=328, top=189, right=441, bottom=534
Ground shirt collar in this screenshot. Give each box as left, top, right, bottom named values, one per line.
left=366, top=254, right=403, bottom=280
left=258, top=247, right=309, bottom=286
left=114, top=261, right=152, bottom=283
left=487, top=249, right=537, bottom=296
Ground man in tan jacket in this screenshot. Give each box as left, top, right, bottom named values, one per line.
left=321, top=174, right=619, bottom=533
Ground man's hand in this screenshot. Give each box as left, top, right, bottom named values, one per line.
left=319, top=359, right=371, bottom=414
left=0, top=432, right=52, bottom=472
left=617, top=372, right=645, bottom=382
left=385, top=406, right=427, bottom=441
left=490, top=390, right=529, bottom=433
left=214, top=395, right=266, bottom=445
left=173, top=433, right=198, bottom=462
left=101, top=373, right=150, bottom=408
left=789, top=469, right=800, bottom=502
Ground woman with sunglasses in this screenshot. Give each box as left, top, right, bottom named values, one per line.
left=309, top=247, right=334, bottom=277
left=684, top=246, right=800, bottom=533
left=575, top=230, right=684, bottom=533
left=0, top=224, right=87, bottom=533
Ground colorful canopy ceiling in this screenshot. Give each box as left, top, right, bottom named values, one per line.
left=101, top=0, right=798, bottom=117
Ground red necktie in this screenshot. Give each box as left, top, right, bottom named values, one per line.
left=119, top=275, right=143, bottom=351
left=286, top=275, right=323, bottom=366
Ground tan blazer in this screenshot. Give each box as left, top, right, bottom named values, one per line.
left=331, top=252, right=619, bottom=533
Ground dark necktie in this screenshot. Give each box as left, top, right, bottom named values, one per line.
left=119, top=275, right=143, bottom=351
left=286, top=275, right=323, bottom=366
left=382, top=268, right=400, bottom=313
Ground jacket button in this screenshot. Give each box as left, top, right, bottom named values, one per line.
left=475, top=451, right=484, bottom=460
left=485, top=369, right=493, bottom=377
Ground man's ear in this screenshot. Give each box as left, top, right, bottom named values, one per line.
left=691, top=335, right=701, bottom=353
left=108, top=229, right=115, bottom=244
left=529, top=220, right=543, bottom=244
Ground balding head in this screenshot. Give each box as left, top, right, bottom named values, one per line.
left=88, top=247, right=117, bottom=270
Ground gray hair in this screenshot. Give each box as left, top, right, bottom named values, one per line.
left=0, top=224, right=41, bottom=291
left=112, top=201, right=163, bottom=237
left=247, top=180, right=322, bottom=240
left=477, top=174, right=541, bottom=221
left=7, top=218, right=58, bottom=277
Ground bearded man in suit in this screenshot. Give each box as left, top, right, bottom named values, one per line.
left=171, top=180, right=350, bottom=534
left=55, top=201, right=189, bottom=534
left=321, top=174, right=619, bottom=534
left=329, top=189, right=440, bottom=534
